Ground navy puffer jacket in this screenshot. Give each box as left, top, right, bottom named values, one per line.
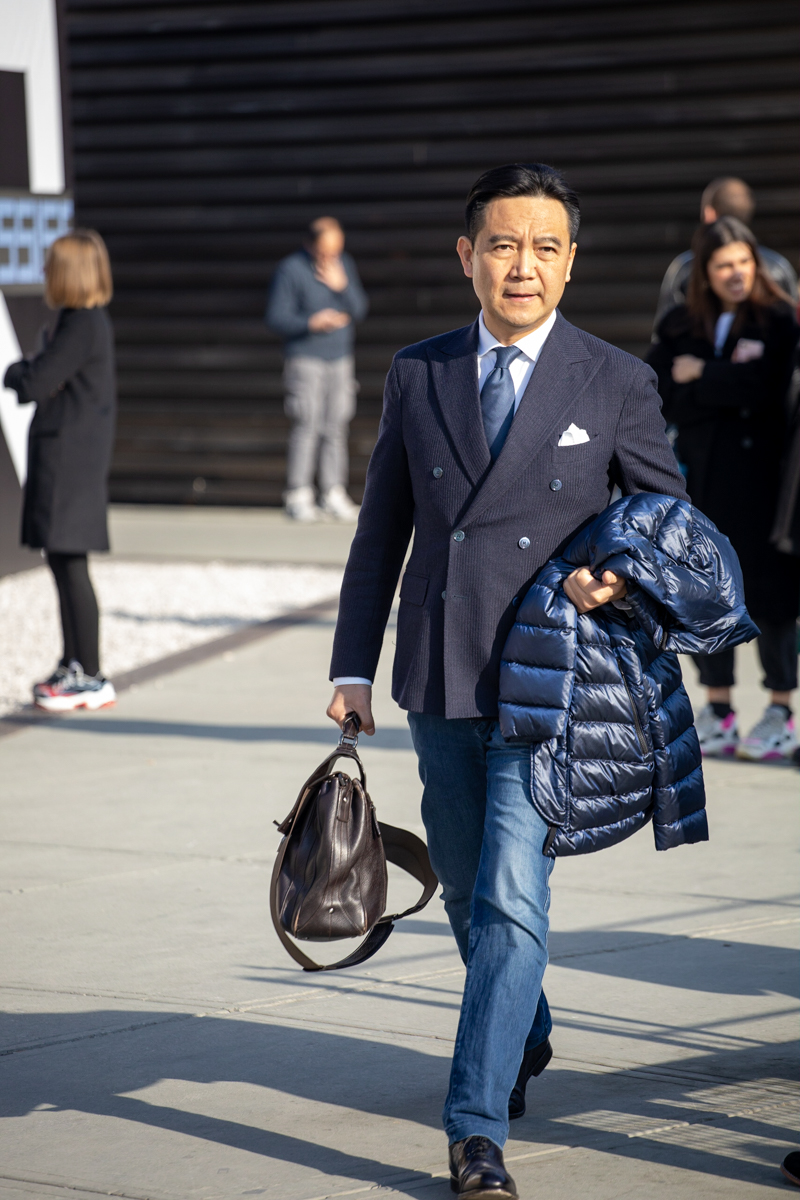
left=498, top=493, right=758, bottom=857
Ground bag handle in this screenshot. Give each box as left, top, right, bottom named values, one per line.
left=269, top=715, right=438, bottom=972
left=274, top=743, right=366, bottom=837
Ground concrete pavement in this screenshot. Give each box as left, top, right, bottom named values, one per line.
left=0, top=583, right=797, bottom=1197
left=108, top=504, right=358, bottom=566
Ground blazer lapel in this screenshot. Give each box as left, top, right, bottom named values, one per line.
left=462, top=312, right=601, bottom=524
left=428, top=320, right=492, bottom=487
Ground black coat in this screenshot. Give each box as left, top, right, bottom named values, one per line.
left=330, top=312, right=689, bottom=718
left=647, top=302, right=800, bottom=623
left=3, top=307, right=116, bottom=553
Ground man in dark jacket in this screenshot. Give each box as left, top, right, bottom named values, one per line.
left=266, top=217, right=368, bottom=522
left=654, top=177, right=798, bottom=328
left=326, top=164, right=689, bottom=1199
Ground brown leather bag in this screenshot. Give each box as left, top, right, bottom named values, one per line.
left=270, top=716, right=438, bottom=972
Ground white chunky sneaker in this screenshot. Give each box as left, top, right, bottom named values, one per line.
left=319, top=485, right=359, bottom=521
left=35, top=669, right=116, bottom=713
left=284, top=486, right=321, bottom=522
left=695, top=704, right=739, bottom=757
left=736, top=705, right=797, bottom=762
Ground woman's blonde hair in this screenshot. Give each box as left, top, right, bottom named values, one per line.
left=44, top=229, right=113, bottom=309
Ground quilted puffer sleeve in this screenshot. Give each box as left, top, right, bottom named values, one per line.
left=563, top=493, right=759, bottom=657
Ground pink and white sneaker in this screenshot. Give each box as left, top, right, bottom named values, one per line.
left=33, top=663, right=76, bottom=701
left=34, top=669, right=116, bottom=713
left=695, top=704, right=739, bottom=757
left=736, top=705, right=797, bottom=762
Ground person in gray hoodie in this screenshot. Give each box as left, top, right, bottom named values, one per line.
left=266, top=217, right=369, bottom=521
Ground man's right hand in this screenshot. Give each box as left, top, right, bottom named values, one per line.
left=327, top=684, right=375, bottom=736
left=308, top=308, right=351, bottom=333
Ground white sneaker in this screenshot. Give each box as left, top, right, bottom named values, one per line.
left=319, top=485, right=359, bottom=521
left=695, top=704, right=739, bottom=757
left=35, top=670, right=116, bottom=713
left=284, top=486, right=321, bottom=523
left=736, top=705, right=797, bottom=761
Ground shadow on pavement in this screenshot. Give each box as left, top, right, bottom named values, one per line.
left=0, top=716, right=415, bottom=749
left=0, top=1011, right=795, bottom=1195
left=549, top=929, right=799, bottom=998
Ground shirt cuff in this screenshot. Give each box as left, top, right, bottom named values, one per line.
left=332, top=677, right=373, bottom=686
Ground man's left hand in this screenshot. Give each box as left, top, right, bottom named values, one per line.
left=563, top=568, right=627, bottom=613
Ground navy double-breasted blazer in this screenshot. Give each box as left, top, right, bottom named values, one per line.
left=330, top=311, right=689, bottom=718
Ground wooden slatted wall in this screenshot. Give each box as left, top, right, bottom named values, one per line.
left=65, top=0, right=799, bottom=505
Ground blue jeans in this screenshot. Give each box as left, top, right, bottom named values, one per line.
left=407, top=714, right=554, bottom=1148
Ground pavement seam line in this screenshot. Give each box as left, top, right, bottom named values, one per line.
left=0, top=595, right=340, bottom=740
left=0, top=1169, right=174, bottom=1200
left=298, top=1146, right=575, bottom=1200
left=627, top=1096, right=799, bottom=1138
left=0, top=966, right=466, bottom=1056
left=547, top=914, right=799, bottom=963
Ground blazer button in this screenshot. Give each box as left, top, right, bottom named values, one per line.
left=741, top=437, right=753, bottom=449
left=549, top=478, right=563, bottom=491
left=432, top=466, right=443, bottom=478
left=453, top=530, right=465, bottom=542
left=518, top=537, right=530, bottom=549
left=441, top=590, right=447, bottom=599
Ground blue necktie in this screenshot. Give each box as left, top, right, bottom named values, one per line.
left=480, top=344, right=521, bottom=461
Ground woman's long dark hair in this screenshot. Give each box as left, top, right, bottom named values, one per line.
left=686, top=216, right=790, bottom=343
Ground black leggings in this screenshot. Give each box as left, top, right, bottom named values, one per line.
left=692, top=617, right=798, bottom=694
left=47, top=552, right=100, bottom=677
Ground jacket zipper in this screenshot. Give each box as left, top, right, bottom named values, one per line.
left=618, top=665, right=648, bottom=755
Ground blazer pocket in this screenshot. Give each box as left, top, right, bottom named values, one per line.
left=552, top=433, right=600, bottom=459
left=399, top=572, right=429, bottom=606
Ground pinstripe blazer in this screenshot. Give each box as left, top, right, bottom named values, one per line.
left=330, top=311, right=689, bottom=719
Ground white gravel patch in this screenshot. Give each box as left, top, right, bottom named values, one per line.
left=0, top=559, right=343, bottom=716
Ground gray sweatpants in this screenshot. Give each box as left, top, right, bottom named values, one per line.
left=283, top=355, right=357, bottom=492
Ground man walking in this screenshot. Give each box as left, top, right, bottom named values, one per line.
left=327, top=163, right=689, bottom=1197
left=266, top=216, right=368, bottom=522
left=654, top=176, right=798, bottom=326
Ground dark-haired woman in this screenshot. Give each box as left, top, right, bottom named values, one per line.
left=648, top=217, right=800, bottom=760
left=3, top=230, right=117, bottom=712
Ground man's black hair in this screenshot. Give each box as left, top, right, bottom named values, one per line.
left=465, top=163, right=580, bottom=244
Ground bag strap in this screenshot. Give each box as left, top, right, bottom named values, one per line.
left=269, top=818, right=438, bottom=973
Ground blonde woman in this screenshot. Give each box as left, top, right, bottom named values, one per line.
left=3, top=229, right=117, bottom=711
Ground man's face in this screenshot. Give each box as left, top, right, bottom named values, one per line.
left=313, top=228, right=345, bottom=264
left=457, top=195, right=576, bottom=342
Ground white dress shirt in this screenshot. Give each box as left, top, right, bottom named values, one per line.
left=714, top=311, right=735, bottom=356
left=333, top=310, right=557, bottom=688
left=476, top=308, right=556, bottom=406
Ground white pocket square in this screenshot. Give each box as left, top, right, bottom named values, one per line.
left=557, top=423, right=591, bottom=446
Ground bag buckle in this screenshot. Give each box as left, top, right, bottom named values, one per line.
left=339, top=713, right=360, bottom=747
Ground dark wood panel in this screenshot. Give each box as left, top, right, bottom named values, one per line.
left=75, top=124, right=798, bottom=180
left=65, top=0, right=800, bottom=505
left=69, top=58, right=798, bottom=122
left=68, top=3, right=792, bottom=63
left=72, top=93, right=799, bottom=150
left=76, top=155, right=796, bottom=207
left=70, top=29, right=794, bottom=96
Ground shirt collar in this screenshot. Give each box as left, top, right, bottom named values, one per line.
left=477, top=309, right=557, bottom=363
